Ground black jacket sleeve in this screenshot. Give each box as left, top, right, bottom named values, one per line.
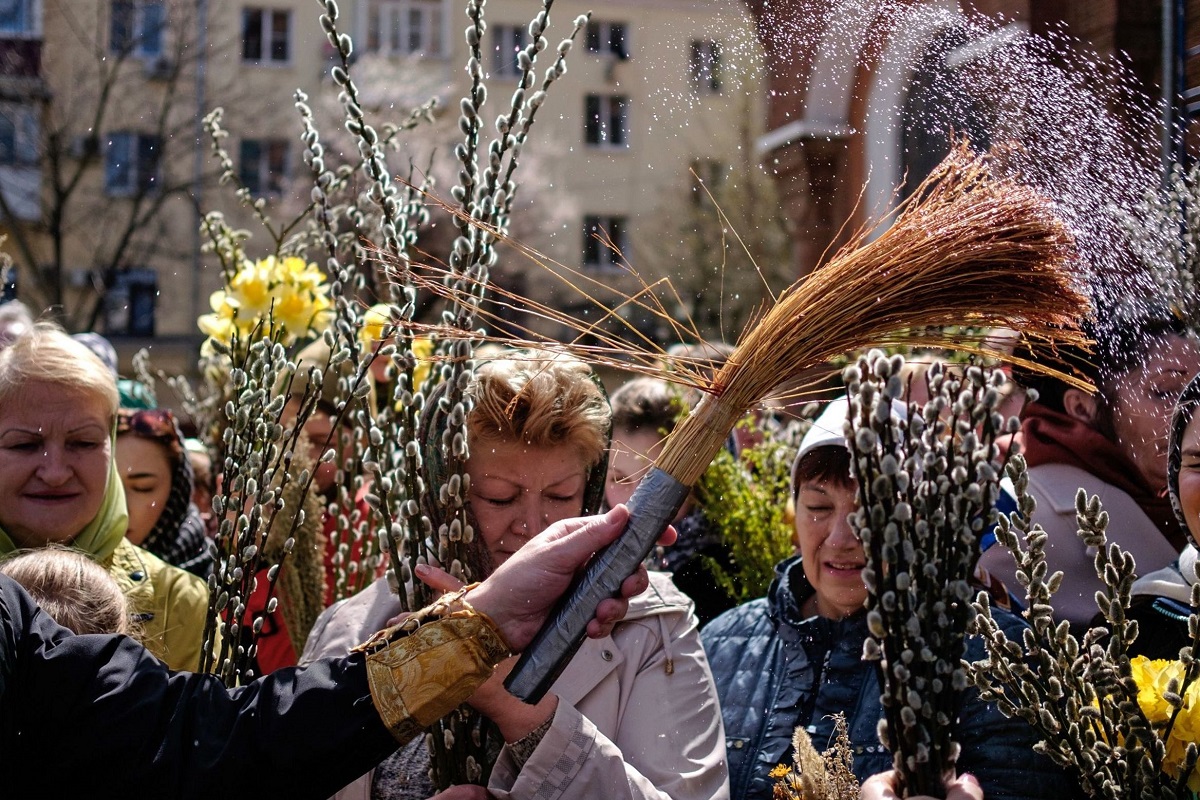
left=0, top=574, right=398, bottom=799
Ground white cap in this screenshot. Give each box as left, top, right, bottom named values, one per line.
left=796, top=397, right=853, bottom=463
left=792, top=396, right=908, bottom=489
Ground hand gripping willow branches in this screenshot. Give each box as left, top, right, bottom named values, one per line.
left=505, top=141, right=1089, bottom=701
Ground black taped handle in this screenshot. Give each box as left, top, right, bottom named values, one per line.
left=504, top=467, right=691, bottom=703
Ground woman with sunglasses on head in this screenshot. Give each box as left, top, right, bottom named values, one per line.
left=115, top=405, right=214, bottom=578
left=0, top=322, right=210, bottom=670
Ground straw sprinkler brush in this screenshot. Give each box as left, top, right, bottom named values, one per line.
left=504, top=141, right=1090, bottom=701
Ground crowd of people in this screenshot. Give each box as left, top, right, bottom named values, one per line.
left=1, top=297, right=1199, bottom=800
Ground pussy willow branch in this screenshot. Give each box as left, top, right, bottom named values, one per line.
left=968, top=457, right=1200, bottom=799
left=849, top=353, right=1007, bottom=797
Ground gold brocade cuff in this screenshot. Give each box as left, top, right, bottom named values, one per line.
left=353, top=586, right=512, bottom=742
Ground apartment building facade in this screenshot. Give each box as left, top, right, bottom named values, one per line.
left=0, top=0, right=766, bottom=372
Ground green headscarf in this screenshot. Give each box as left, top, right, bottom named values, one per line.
left=0, top=429, right=129, bottom=562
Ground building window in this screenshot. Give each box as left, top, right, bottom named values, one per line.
left=239, top=138, right=288, bottom=196
left=900, top=26, right=988, bottom=200
left=242, top=8, right=290, bottom=64
left=365, top=0, right=448, bottom=57
left=0, top=0, right=36, bottom=35
left=584, top=94, right=629, bottom=148
left=0, top=103, right=39, bottom=221
left=0, top=103, right=38, bottom=167
left=585, top=20, right=627, bottom=60
left=110, top=1, right=164, bottom=58
left=491, top=23, right=526, bottom=78
left=582, top=215, right=628, bottom=270
left=689, top=39, right=721, bottom=93
left=690, top=158, right=726, bottom=205
left=105, top=268, right=157, bottom=337
left=104, top=132, right=160, bottom=196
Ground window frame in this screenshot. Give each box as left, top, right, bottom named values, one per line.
left=238, top=137, right=289, bottom=197
left=688, top=38, right=721, bottom=94
left=104, top=267, right=158, bottom=337
left=0, top=0, right=40, bottom=38
left=491, top=23, right=527, bottom=78
left=109, top=0, right=164, bottom=59
left=241, top=7, right=292, bottom=65
left=365, top=0, right=450, bottom=58
left=0, top=102, right=38, bottom=167
left=689, top=158, right=726, bottom=206
left=103, top=131, right=162, bottom=197
left=585, top=19, right=629, bottom=60
left=584, top=94, right=630, bottom=149
left=582, top=214, right=629, bottom=271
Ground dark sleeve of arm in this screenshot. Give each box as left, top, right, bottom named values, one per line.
left=0, top=575, right=398, bottom=800
left=953, top=683, right=1080, bottom=800
left=954, top=612, right=1086, bottom=800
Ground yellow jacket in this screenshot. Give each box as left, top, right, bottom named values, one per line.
left=105, top=537, right=210, bottom=671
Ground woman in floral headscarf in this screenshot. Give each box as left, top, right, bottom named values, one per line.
left=115, top=406, right=213, bottom=578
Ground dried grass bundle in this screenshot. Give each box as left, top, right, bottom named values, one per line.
left=663, top=141, right=1085, bottom=485
left=771, top=715, right=860, bottom=800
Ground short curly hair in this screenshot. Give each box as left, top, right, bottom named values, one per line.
left=468, top=351, right=610, bottom=468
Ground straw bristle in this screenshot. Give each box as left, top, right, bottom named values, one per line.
left=660, top=141, right=1085, bottom=484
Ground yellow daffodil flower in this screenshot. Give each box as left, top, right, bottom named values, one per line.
left=198, top=256, right=332, bottom=348
left=1129, top=656, right=1200, bottom=791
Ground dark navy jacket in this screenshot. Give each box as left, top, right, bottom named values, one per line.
left=701, top=556, right=1079, bottom=800
left=1127, top=594, right=1193, bottom=660
left=0, top=573, right=396, bottom=799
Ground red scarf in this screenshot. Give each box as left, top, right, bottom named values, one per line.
left=1021, top=404, right=1188, bottom=551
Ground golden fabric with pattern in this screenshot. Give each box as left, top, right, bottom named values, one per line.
left=355, top=589, right=511, bottom=741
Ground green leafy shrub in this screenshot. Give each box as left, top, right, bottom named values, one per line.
left=695, top=414, right=807, bottom=603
